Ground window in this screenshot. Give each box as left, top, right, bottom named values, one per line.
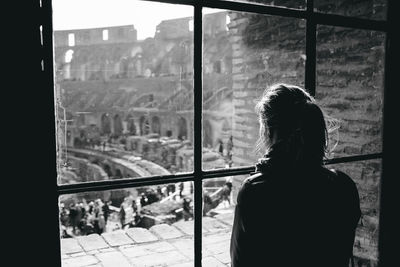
left=68, top=33, right=75, bottom=46
left=102, top=29, right=109, bottom=41
left=44, top=0, right=392, bottom=266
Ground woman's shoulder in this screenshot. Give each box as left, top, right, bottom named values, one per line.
left=323, top=167, right=357, bottom=188
left=236, top=172, right=269, bottom=204
left=322, top=167, right=360, bottom=201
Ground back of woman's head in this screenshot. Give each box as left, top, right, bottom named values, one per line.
left=255, top=83, right=328, bottom=164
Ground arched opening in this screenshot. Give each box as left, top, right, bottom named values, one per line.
left=203, top=119, right=213, bottom=148
left=139, top=116, right=150, bottom=135
left=101, top=113, right=111, bottom=135
left=113, top=114, right=123, bottom=137
left=103, top=164, right=112, bottom=178
left=177, top=117, right=188, bottom=140
left=126, top=114, right=136, bottom=135
left=64, top=49, right=74, bottom=63
left=115, top=169, right=123, bottom=179
left=76, top=113, right=85, bottom=126
left=151, top=116, right=161, bottom=134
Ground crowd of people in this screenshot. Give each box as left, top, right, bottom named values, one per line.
left=59, top=183, right=195, bottom=237
left=59, top=199, right=112, bottom=237
left=59, top=179, right=232, bottom=238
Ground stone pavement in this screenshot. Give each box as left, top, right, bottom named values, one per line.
left=61, top=210, right=235, bottom=267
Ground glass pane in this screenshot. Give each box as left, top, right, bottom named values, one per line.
left=326, top=159, right=381, bottom=266
left=314, top=0, right=387, bottom=20
left=215, top=0, right=305, bottom=9
left=202, top=9, right=306, bottom=170
left=53, top=0, right=194, bottom=184
left=316, top=26, right=384, bottom=158
left=202, top=174, right=248, bottom=266
left=59, top=183, right=194, bottom=266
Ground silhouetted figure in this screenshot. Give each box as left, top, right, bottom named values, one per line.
left=131, top=199, right=138, bottom=214
left=230, top=84, right=361, bottom=267
left=218, top=139, right=224, bottom=155
left=119, top=204, right=126, bottom=227
left=140, top=193, right=147, bottom=207
left=179, top=182, right=184, bottom=198
left=221, top=180, right=232, bottom=206
left=68, top=203, right=79, bottom=234
left=102, top=201, right=111, bottom=224
left=227, top=135, right=233, bottom=160
left=182, top=198, right=192, bottom=221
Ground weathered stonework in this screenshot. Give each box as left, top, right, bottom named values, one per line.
left=61, top=214, right=233, bottom=267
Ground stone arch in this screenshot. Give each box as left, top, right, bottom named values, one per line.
left=151, top=116, right=161, bottom=135
left=115, top=169, right=123, bottom=179
left=203, top=119, right=213, bottom=148
left=113, top=114, right=123, bottom=137
left=177, top=117, right=188, bottom=140
left=140, top=116, right=150, bottom=135
left=101, top=113, right=111, bottom=135
left=103, top=164, right=113, bottom=178
left=126, top=114, right=136, bottom=135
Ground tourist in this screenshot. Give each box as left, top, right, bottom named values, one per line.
left=230, top=84, right=361, bottom=267
left=178, top=182, right=184, bottom=198
left=131, top=199, right=138, bottom=214
left=119, top=203, right=126, bottom=227
left=59, top=203, right=69, bottom=227
left=68, top=203, right=78, bottom=234
left=98, top=214, right=106, bottom=234
left=218, top=139, right=224, bottom=155
left=182, top=197, right=192, bottom=221
left=82, top=214, right=95, bottom=235
left=226, top=135, right=233, bottom=160
left=221, top=179, right=232, bottom=206
left=88, top=201, right=94, bottom=214
left=102, top=200, right=111, bottom=224
left=140, top=193, right=147, bottom=207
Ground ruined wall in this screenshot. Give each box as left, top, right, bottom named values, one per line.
left=228, top=0, right=385, bottom=265
left=54, top=25, right=137, bottom=47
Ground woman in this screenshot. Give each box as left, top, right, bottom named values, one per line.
left=230, top=84, right=361, bottom=267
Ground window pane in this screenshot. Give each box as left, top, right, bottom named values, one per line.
left=53, top=0, right=194, bottom=184
left=202, top=174, right=248, bottom=266
left=316, top=26, right=384, bottom=158
left=326, top=159, right=381, bottom=266
left=314, top=0, right=387, bottom=21
left=202, top=9, right=306, bottom=170
left=59, top=183, right=194, bottom=266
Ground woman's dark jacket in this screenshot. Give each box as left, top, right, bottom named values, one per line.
left=230, top=161, right=361, bottom=267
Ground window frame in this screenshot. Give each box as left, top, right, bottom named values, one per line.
left=39, top=0, right=393, bottom=266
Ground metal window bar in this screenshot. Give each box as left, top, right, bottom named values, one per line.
left=305, top=0, right=316, bottom=96
left=143, top=0, right=387, bottom=31
left=40, top=0, right=390, bottom=266
left=193, top=4, right=203, bottom=266
left=378, top=1, right=395, bottom=266
left=57, top=152, right=382, bottom=195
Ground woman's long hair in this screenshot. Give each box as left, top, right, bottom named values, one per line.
left=255, top=83, right=331, bottom=166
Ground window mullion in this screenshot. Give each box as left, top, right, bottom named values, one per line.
left=193, top=3, right=203, bottom=267
left=41, top=0, right=61, bottom=266
left=305, top=0, right=316, bottom=96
